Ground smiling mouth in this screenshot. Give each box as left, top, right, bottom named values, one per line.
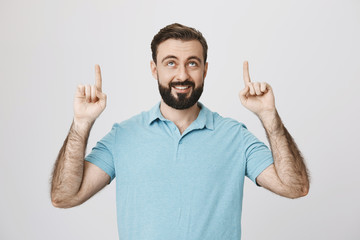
left=173, top=86, right=191, bottom=90
left=170, top=80, right=195, bottom=93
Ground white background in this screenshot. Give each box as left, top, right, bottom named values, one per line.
left=1, top=0, right=359, bottom=239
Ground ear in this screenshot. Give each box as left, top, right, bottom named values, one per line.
left=203, top=62, right=208, bottom=79
left=150, top=60, right=158, bottom=80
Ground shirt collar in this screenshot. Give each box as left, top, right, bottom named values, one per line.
left=148, top=101, right=214, bottom=130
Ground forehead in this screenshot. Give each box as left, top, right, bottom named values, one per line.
left=157, top=39, right=204, bottom=62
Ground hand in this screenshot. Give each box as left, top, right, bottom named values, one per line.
left=239, top=61, right=276, bottom=119
left=73, top=64, right=107, bottom=125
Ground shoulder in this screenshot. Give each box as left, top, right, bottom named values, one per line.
left=199, top=103, right=246, bottom=131
left=198, top=105, right=248, bottom=141
left=202, top=107, right=252, bottom=148
left=111, top=107, right=154, bottom=132
left=211, top=110, right=247, bottom=131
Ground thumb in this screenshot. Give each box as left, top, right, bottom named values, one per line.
left=75, top=85, right=85, bottom=97
left=239, top=85, right=249, bottom=103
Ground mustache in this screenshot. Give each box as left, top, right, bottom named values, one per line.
left=170, top=80, right=195, bottom=88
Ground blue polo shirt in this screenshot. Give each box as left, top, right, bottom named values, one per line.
left=85, top=102, right=273, bottom=240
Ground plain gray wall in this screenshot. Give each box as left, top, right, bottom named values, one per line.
left=1, top=0, right=359, bottom=239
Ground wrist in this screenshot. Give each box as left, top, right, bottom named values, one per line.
left=72, top=118, right=94, bottom=136
left=258, top=109, right=277, bottom=123
left=258, top=109, right=283, bottom=134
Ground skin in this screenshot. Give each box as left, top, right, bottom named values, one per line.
left=51, top=39, right=309, bottom=208
left=51, top=65, right=110, bottom=208
left=150, top=39, right=208, bottom=134
left=239, top=61, right=309, bottom=198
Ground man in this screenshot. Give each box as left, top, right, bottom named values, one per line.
left=51, top=23, right=309, bottom=239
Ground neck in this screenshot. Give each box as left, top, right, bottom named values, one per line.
left=160, top=100, right=201, bottom=134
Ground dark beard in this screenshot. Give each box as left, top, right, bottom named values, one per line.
left=157, top=79, right=204, bottom=110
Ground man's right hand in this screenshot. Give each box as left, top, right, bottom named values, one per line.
left=74, top=64, right=107, bottom=125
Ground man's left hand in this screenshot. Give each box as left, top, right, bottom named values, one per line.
left=239, top=61, right=276, bottom=120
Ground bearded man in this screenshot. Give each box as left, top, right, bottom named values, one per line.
left=51, top=23, right=309, bottom=240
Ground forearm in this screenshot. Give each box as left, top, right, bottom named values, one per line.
left=259, top=110, right=309, bottom=196
left=51, top=120, right=93, bottom=207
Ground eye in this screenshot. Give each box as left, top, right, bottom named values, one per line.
left=188, top=61, right=198, bottom=67
left=167, top=61, right=175, bottom=67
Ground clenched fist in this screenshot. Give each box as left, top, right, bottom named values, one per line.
left=73, top=64, right=107, bottom=125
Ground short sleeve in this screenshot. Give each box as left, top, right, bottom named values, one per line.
left=85, top=124, right=117, bottom=183
left=241, top=125, right=274, bottom=186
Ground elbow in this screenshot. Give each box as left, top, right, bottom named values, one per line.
left=299, top=180, right=310, bottom=197
left=290, top=189, right=308, bottom=199
left=300, top=184, right=310, bottom=197
left=51, top=199, right=64, bottom=208
left=51, top=198, right=69, bottom=208
left=287, top=184, right=310, bottom=199
left=51, top=198, right=68, bottom=208
left=51, top=194, right=80, bottom=209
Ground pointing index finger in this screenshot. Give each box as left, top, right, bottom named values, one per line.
left=95, top=64, right=102, bottom=91
left=243, top=61, right=251, bottom=86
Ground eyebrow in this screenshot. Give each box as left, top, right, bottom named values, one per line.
left=161, top=55, right=203, bottom=64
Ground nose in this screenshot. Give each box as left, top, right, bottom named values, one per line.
left=176, top=65, right=190, bottom=81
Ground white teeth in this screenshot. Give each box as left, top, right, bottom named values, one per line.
left=174, top=86, right=189, bottom=90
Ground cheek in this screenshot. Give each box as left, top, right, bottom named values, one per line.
left=190, top=71, right=205, bottom=83
left=158, top=68, right=175, bottom=79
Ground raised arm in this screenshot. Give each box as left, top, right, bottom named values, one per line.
left=239, top=61, right=309, bottom=199
left=51, top=65, right=109, bottom=208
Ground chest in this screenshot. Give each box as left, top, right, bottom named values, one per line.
left=113, top=128, right=245, bottom=187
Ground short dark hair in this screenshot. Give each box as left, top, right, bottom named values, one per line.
left=151, top=23, right=208, bottom=64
